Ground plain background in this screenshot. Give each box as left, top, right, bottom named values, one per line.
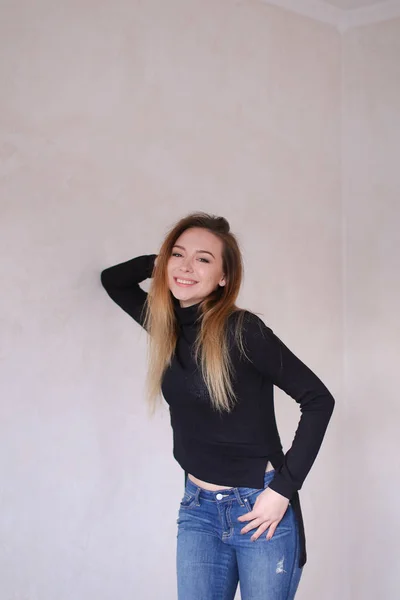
left=0, top=1, right=399, bottom=598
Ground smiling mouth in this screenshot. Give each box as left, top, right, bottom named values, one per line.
left=174, top=277, right=198, bottom=286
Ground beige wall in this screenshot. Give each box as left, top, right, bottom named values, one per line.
left=342, top=18, right=400, bottom=600
left=5, top=1, right=398, bottom=599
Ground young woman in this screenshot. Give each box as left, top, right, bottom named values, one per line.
left=101, top=212, right=335, bottom=600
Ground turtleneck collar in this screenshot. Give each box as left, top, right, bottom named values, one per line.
left=172, top=295, right=202, bottom=327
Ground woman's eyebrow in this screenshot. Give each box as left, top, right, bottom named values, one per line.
left=172, top=244, right=215, bottom=259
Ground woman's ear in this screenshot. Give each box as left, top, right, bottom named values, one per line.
left=219, top=276, right=226, bottom=287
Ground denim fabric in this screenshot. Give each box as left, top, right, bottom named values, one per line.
left=176, top=470, right=303, bottom=600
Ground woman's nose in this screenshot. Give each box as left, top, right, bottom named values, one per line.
left=182, top=259, right=194, bottom=271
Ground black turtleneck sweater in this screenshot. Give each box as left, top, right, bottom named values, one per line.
left=100, top=253, right=335, bottom=567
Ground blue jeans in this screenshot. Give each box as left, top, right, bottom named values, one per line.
left=176, top=470, right=303, bottom=599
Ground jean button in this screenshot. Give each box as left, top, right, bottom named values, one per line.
left=216, top=493, right=223, bottom=500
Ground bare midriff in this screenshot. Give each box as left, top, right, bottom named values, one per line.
left=187, top=461, right=275, bottom=491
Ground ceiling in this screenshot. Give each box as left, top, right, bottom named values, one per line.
left=264, top=0, right=400, bottom=30
left=323, top=0, right=390, bottom=9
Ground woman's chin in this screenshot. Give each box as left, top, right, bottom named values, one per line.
left=170, top=288, right=202, bottom=307
left=172, top=290, right=197, bottom=301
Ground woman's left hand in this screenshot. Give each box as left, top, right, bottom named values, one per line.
left=237, top=488, right=290, bottom=541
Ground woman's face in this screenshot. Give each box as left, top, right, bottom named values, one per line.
left=167, top=227, right=226, bottom=308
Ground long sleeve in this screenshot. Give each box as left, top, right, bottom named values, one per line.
left=100, top=254, right=157, bottom=328
left=242, top=313, right=335, bottom=499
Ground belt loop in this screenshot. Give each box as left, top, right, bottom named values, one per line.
left=194, top=487, right=201, bottom=506
left=233, top=487, right=245, bottom=507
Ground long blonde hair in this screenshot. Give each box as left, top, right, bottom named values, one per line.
left=143, top=212, right=249, bottom=415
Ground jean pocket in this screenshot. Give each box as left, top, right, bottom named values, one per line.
left=243, top=490, right=263, bottom=512
left=179, top=490, right=197, bottom=509
left=241, top=472, right=277, bottom=512
left=241, top=493, right=293, bottom=537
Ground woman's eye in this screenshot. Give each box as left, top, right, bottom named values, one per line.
left=171, top=253, right=209, bottom=263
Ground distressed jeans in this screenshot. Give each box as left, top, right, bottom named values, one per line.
left=176, top=469, right=303, bottom=599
